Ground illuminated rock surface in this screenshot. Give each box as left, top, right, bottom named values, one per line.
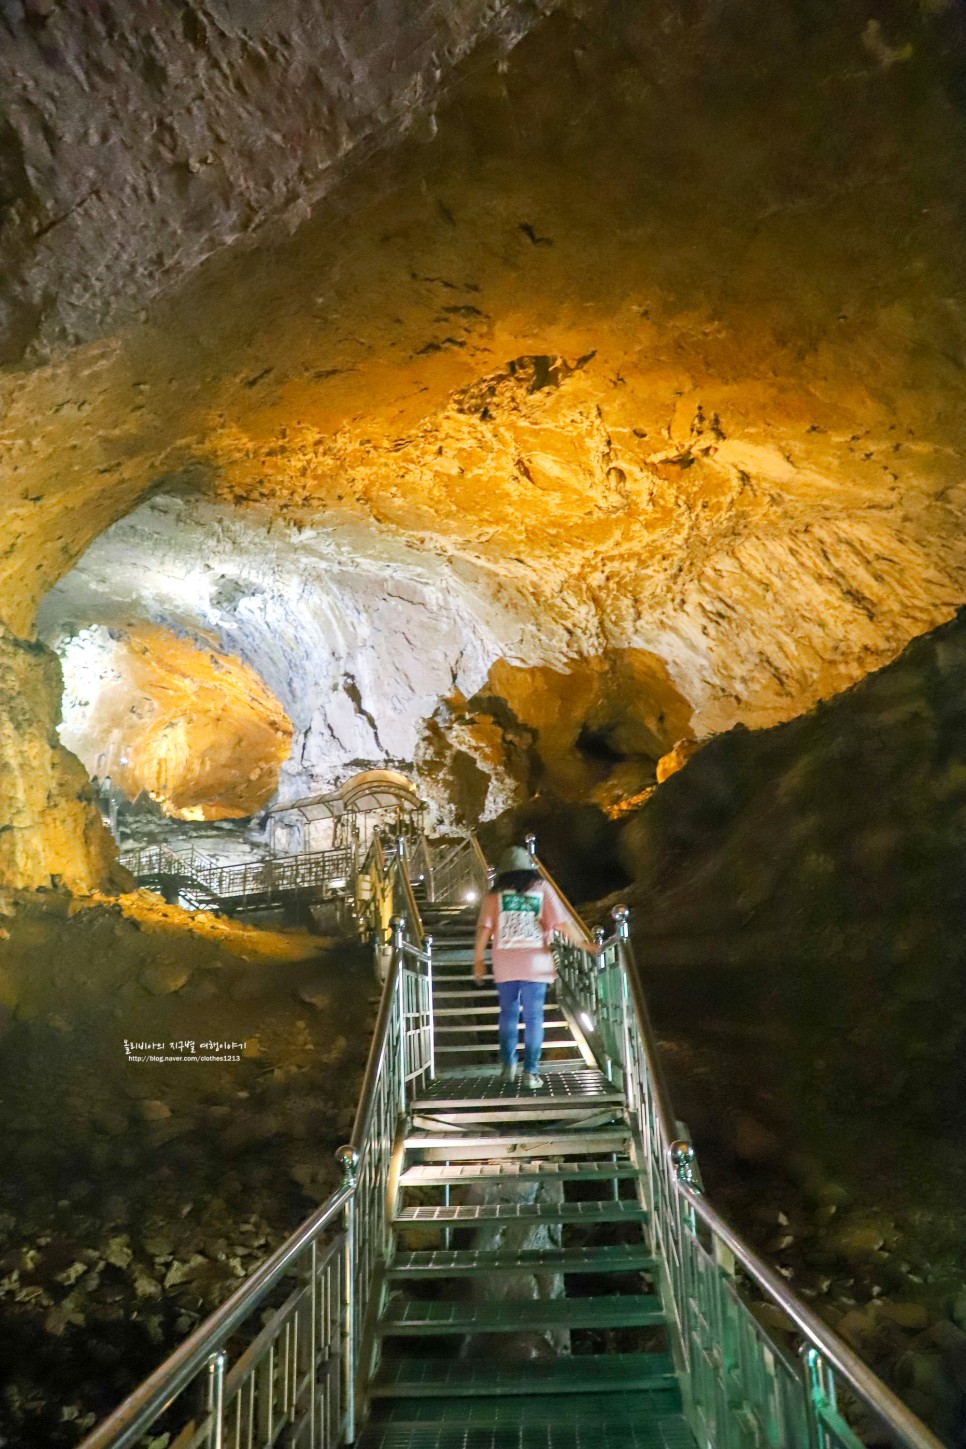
left=2, top=0, right=966, bottom=884
left=0, top=631, right=117, bottom=894
left=54, top=621, right=292, bottom=820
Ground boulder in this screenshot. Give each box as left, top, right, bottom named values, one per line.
left=732, top=1113, right=781, bottom=1164
left=139, top=959, right=191, bottom=995
left=876, top=1299, right=930, bottom=1331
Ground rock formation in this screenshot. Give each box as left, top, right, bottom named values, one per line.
left=0, top=630, right=117, bottom=893
left=53, top=621, right=292, bottom=819
left=626, top=606, right=966, bottom=1120
left=1, top=0, right=966, bottom=884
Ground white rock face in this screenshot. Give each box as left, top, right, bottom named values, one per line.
left=40, top=495, right=571, bottom=817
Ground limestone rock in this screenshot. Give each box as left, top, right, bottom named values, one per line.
left=732, top=1113, right=782, bottom=1165
left=56, top=623, right=291, bottom=820
left=139, top=960, right=191, bottom=996
left=0, top=630, right=116, bottom=893
left=656, top=740, right=701, bottom=785
left=0, top=0, right=549, bottom=365
left=137, top=1101, right=173, bottom=1123
left=877, top=1299, right=930, bottom=1331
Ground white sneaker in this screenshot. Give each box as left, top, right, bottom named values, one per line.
left=501, top=1063, right=520, bottom=1084
left=522, top=1071, right=543, bottom=1089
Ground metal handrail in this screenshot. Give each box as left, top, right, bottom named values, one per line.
left=82, top=830, right=941, bottom=1449
left=617, top=922, right=942, bottom=1447
left=424, top=832, right=488, bottom=906
left=524, top=831, right=594, bottom=944
left=547, top=882, right=943, bottom=1449
left=79, top=833, right=454, bottom=1449
left=120, top=841, right=355, bottom=906
left=678, top=1183, right=946, bottom=1449
left=78, top=1184, right=352, bottom=1449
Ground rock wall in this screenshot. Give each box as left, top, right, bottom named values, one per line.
left=624, top=607, right=966, bottom=1121
left=0, top=0, right=554, bottom=362
left=55, top=622, right=292, bottom=820
left=3, top=0, right=966, bottom=877
left=40, top=495, right=703, bottom=824
left=0, top=630, right=117, bottom=893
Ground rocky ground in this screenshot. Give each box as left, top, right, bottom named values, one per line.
left=0, top=890, right=375, bottom=1448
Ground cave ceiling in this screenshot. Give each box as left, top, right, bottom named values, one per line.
left=3, top=0, right=966, bottom=818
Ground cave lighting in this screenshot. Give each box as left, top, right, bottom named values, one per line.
left=580, top=1012, right=593, bottom=1032
left=464, top=889, right=478, bottom=903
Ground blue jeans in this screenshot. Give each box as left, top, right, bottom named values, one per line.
left=496, top=980, right=548, bottom=1074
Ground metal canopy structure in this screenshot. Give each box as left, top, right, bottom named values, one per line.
left=265, top=769, right=424, bottom=823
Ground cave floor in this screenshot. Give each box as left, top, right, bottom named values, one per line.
left=0, top=894, right=375, bottom=1447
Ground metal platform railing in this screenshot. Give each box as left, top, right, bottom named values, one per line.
left=414, top=833, right=489, bottom=906
left=120, top=842, right=356, bottom=908
left=80, top=832, right=942, bottom=1449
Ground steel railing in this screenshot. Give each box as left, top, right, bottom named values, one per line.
left=549, top=885, right=944, bottom=1449
left=80, top=836, right=442, bottom=1449
left=419, top=832, right=489, bottom=906
left=120, top=843, right=355, bottom=907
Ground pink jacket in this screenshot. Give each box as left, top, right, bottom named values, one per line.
left=474, top=879, right=572, bottom=984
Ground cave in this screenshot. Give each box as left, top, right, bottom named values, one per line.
left=2, top=0, right=966, bottom=1443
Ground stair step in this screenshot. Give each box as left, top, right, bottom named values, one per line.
left=432, top=989, right=499, bottom=1000
left=413, top=1084, right=623, bottom=1110
left=434, top=1049, right=579, bottom=1060
left=404, top=1130, right=631, bottom=1161
left=370, top=1351, right=677, bottom=1398
left=433, top=1005, right=566, bottom=1017
left=395, top=1200, right=647, bottom=1226
left=363, top=1392, right=684, bottom=1433
left=432, top=1060, right=590, bottom=1077
left=432, top=970, right=494, bottom=979
left=433, top=1023, right=573, bottom=1036
left=399, top=1160, right=638, bottom=1187
left=389, top=1242, right=655, bottom=1277
left=379, top=1293, right=662, bottom=1335
left=411, top=1107, right=622, bottom=1130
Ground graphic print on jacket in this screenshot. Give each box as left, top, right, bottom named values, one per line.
left=496, top=890, right=545, bottom=950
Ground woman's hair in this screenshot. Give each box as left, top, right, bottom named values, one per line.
left=493, top=868, right=541, bottom=893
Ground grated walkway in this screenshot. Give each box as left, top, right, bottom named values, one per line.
left=358, top=903, right=697, bottom=1449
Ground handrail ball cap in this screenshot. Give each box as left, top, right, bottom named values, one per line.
left=336, top=1145, right=360, bottom=1185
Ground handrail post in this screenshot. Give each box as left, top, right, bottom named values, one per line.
left=612, top=906, right=635, bottom=1109
left=204, top=1349, right=226, bottom=1449
left=392, top=915, right=407, bottom=1117
left=425, top=934, right=435, bottom=1080
left=801, top=1341, right=835, bottom=1449
left=335, top=1146, right=359, bottom=1444
left=524, top=832, right=537, bottom=860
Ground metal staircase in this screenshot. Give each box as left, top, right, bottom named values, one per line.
left=80, top=833, right=944, bottom=1449
left=358, top=896, right=686, bottom=1448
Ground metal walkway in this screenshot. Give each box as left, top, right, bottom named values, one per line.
left=119, top=841, right=355, bottom=914
left=80, top=832, right=944, bottom=1449
left=358, top=899, right=690, bottom=1449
